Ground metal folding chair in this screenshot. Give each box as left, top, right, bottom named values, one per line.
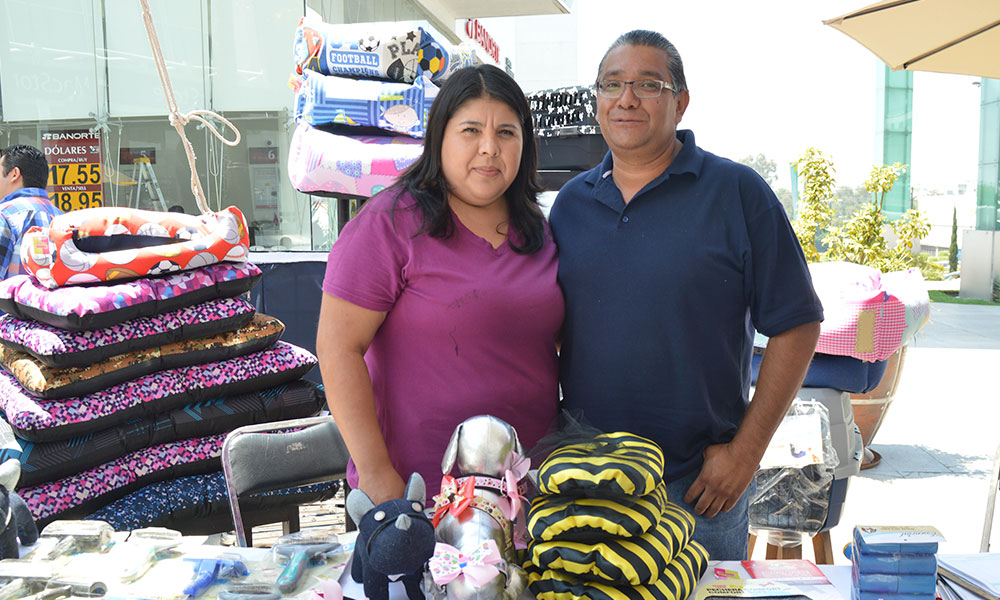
left=981, top=442, right=1000, bottom=552
left=221, top=415, right=351, bottom=547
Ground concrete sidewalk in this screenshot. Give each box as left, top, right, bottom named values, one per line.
left=749, top=299, right=1000, bottom=564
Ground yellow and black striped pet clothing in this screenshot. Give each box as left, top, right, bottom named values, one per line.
left=527, top=500, right=695, bottom=585
left=538, top=432, right=664, bottom=498
left=528, top=483, right=669, bottom=542
left=526, top=539, right=708, bottom=600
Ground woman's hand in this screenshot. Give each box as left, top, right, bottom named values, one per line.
left=357, top=462, right=407, bottom=505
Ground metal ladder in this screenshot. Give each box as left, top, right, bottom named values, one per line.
left=129, top=156, right=168, bottom=212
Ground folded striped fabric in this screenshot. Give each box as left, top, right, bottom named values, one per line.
left=527, top=500, right=695, bottom=585
left=526, top=539, right=708, bottom=600
left=528, top=483, right=669, bottom=542
left=538, top=432, right=664, bottom=497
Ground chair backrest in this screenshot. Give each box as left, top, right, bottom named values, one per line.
left=221, top=415, right=351, bottom=546
left=981, top=442, right=1000, bottom=552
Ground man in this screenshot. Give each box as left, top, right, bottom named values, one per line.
left=550, top=30, right=824, bottom=560
left=0, top=145, right=63, bottom=280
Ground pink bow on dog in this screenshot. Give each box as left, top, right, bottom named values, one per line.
left=497, top=451, right=530, bottom=520
left=429, top=540, right=503, bottom=587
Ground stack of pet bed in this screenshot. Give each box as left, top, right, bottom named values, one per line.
left=0, top=207, right=336, bottom=531
left=524, top=432, right=708, bottom=600
left=287, top=17, right=475, bottom=198
left=526, top=85, right=607, bottom=172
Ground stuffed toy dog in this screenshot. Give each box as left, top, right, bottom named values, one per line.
left=347, top=473, right=436, bottom=600
left=432, top=415, right=529, bottom=600
left=0, top=459, right=38, bottom=559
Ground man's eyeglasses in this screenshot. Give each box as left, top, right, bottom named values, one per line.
left=595, top=79, right=676, bottom=99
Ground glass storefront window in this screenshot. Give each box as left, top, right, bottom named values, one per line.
left=0, top=0, right=445, bottom=252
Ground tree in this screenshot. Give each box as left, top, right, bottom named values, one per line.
left=791, top=148, right=837, bottom=262
left=832, top=185, right=870, bottom=226
left=824, top=163, right=930, bottom=273
left=739, top=153, right=777, bottom=186
left=949, top=206, right=959, bottom=273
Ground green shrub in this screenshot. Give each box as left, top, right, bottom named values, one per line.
left=911, top=252, right=944, bottom=281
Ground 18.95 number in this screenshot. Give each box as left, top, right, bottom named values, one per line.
left=49, top=191, right=103, bottom=212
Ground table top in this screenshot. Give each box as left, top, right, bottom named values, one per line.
left=13, top=534, right=864, bottom=600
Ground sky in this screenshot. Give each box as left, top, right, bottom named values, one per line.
left=557, top=0, right=983, bottom=191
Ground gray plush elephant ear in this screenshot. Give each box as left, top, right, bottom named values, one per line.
left=346, top=487, right=376, bottom=524
left=440, top=423, right=463, bottom=474
left=404, top=473, right=425, bottom=505
left=0, top=459, right=20, bottom=492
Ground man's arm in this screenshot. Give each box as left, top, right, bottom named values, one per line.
left=684, top=319, right=821, bottom=517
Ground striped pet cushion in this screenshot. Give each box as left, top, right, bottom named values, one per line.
left=527, top=501, right=696, bottom=585
left=528, top=484, right=669, bottom=542
left=526, top=540, right=708, bottom=600
left=538, top=432, right=664, bottom=497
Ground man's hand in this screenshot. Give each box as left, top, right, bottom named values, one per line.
left=683, top=442, right=758, bottom=518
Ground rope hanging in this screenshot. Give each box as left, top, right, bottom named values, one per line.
left=138, top=0, right=241, bottom=215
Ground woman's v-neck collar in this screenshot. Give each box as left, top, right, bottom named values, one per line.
left=449, top=207, right=511, bottom=256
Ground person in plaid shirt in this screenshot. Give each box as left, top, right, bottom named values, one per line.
left=0, top=145, right=63, bottom=280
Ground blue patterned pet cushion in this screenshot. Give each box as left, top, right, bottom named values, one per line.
left=13, top=379, right=325, bottom=488
left=85, top=470, right=340, bottom=532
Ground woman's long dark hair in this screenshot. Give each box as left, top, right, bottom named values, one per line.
left=393, top=65, right=546, bottom=254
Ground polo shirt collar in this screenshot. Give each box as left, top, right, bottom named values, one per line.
left=586, top=129, right=705, bottom=210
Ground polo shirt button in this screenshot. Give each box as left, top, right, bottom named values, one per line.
left=621, top=216, right=629, bottom=223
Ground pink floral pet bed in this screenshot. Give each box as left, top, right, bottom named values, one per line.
left=0, top=297, right=256, bottom=368
left=0, top=263, right=262, bottom=331
left=0, top=341, right=317, bottom=442
left=21, top=206, right=250, bottom=289
left=287, top=123, right=422, bottom=198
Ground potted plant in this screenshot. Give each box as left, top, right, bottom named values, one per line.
left=792, top=148, right=930, bottom=469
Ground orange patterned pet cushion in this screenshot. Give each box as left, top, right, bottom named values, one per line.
left=20, top=206, right=250, bottom=289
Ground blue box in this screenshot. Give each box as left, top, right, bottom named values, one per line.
left=851, top=588, right=935, bottom=600
left=854, top=526, right=943, bottom=555
left=854, top=552, right=937, bottom=575
left=853, top=569, right=938, bottom=594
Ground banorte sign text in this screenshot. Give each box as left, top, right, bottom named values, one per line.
left=465, top=19, right=500, bottom=63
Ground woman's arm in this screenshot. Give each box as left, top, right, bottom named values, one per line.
left=316, top=292, right=404, bottom=504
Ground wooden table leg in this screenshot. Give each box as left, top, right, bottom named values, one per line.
left=812, top=531, right=834, bottom=564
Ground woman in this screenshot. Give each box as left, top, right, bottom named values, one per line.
left=317, top=65, right=563, bottom=504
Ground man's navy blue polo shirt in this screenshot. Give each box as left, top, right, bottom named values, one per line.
left=550, top=129, right=824, bottom=482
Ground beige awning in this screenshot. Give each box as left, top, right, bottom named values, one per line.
left=824, top=0, right=1000, bottom=79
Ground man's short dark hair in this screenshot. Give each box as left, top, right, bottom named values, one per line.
left=0, top=145, right=49, bottom=189
left=597, top=30, right=688, bottom=93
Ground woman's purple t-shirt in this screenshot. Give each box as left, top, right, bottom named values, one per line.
left=322, top=190, right=563, bottom=496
